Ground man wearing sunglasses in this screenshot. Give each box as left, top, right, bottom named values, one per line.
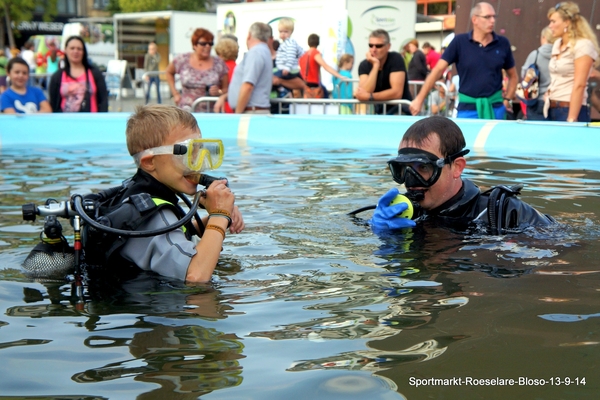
left=356, top=29, right=412, bottom=115
left=410, top=2, right=518, bottom=120
left=369, top=116, right=555, bottom=233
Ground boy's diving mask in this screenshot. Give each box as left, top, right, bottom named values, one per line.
left=133, top=138, right=224, bottom=173
left=387, top=147, right=470, bottom=188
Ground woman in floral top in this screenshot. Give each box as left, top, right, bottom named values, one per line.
left=166, top=28, right=229, bottom=112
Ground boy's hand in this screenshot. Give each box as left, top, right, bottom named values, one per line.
left=229, top=205, right=245, bottom=234
left=282, top=69, right=289, bottom=76
left=205, top=179, right=235, bottom=215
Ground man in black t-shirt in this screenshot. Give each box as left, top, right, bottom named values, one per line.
left=356, top=29, right=412, bottom=115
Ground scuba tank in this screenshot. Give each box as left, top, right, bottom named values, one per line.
left=21, top=174, right=226, bottom=278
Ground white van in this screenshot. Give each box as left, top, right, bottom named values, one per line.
left=62, top=19, right=115, bottom=70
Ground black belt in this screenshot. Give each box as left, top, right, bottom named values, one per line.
left=245, top=106, right=270, bottom=111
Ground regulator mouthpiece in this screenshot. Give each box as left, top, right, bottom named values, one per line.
left=185, top=173, right=229, bottom=187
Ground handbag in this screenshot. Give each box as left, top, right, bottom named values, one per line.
left=79, top=69, right=91, bottom=112
left=516, top=51, right=540, bottom=106
left=304, top=85, right=324, bottom=99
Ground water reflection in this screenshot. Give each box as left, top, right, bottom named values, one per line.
left=1, top=142, right=599, bottom=399
left=288, top=336, right=468, bottom=372
left=72, top=323, right=244, bottom=398
left=4, top=275, right=246, bottom=397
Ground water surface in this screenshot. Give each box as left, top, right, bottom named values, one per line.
left=0, top=140, right=599, bottom=399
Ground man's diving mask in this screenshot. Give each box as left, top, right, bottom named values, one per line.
left=387, top=147, right=470, bottom=188
left=133, top=138, right=224, bottom=173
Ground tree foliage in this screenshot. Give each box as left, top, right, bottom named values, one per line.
left=0, top=0, right=58, bottom=48
left=117, top=0, right=209, bottom=13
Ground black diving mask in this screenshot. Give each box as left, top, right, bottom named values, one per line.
left=387, top=148, right=470, bottom=188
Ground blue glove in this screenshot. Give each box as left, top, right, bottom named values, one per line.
left=369, top=188, right=417, bottom=230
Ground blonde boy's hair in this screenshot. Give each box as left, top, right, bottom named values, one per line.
left=126, top=105, right=200, bottom=156
left=278, top=18, right=294, bottom=33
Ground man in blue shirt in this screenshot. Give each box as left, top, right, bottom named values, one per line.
left=227, top=22, right=273, bottom=114
left=410, top=2, right=517, bottom=119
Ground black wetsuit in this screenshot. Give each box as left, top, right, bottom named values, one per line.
left=421, top=179, right=556, bottom=233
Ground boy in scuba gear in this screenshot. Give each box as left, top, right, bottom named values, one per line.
left=369, top=116, right=555, bottom=233
left=99, top=105, right=244, bottom=282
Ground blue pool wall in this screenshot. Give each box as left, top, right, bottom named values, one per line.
left=1, top=114, right=597, bottom=159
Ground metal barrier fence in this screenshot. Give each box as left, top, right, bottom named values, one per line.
left=19, top=72, right=452, bottom=117
left=191, top=96, right=412, bottom=115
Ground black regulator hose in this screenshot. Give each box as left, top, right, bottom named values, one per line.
left=177, top=192, right=205, bottom=237
left=347, top=204, right=376, bottom=216
left=71, top=191, right=202, bottom=238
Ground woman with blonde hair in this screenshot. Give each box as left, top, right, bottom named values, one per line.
left=546, top=1, right=599, bottom=122
left=214, top=37, right=239, bottom=113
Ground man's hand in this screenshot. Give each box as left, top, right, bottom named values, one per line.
left=365, top=50, right=380, bottom=66
left=369, top=188, right=416, bottom=230
left=213, top=94, right=227, bottom=113
left=355, top=86, right=372, bottom=102
left=410, top=98, right=424, bottom=116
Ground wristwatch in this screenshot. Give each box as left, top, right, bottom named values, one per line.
left=369, top=93, right=374, bottom=101
left=503, top=97, right=512, bottom=105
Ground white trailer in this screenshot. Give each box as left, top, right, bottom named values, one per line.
left=113, top=11, right=217, bottom=73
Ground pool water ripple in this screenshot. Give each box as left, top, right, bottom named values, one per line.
left=0, top=143, right=599, bottom=399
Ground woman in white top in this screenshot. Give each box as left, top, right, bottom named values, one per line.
left=546, top=1, right=599, bottom=122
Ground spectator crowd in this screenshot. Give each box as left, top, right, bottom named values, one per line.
left=2, top=1, right=599, bottom=122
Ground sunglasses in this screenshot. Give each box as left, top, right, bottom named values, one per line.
left=196, top=41, right=214, bottom=47
left=368, top=43, right=386, bottom=49
left=555, top=2, right=573, bottom=17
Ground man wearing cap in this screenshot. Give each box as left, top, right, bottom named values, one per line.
left=410, top=2, right=518, bottom=119
left=369, top=116, right=555, bottom=232
left=355, top=29, right=412, bottom=115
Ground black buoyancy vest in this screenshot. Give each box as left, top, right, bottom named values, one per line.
left=425, top=179, right=555, bottom=234
left=81, top=169, right=196, bottom=264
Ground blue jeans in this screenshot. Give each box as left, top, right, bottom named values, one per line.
left=525, top=99, right=547, bottom=121
left=457, top=105, right=506, bottom=119
left=548, top=105, right=590, bottom=122
left=145, top=76, right=161, bottom=104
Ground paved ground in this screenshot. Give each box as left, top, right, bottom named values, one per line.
left=108, top=95, right=175, bottom=113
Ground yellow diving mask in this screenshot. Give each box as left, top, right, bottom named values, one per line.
left=133, top=138, right=224, bottom=173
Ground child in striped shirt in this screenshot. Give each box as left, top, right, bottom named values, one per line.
left=274, top=18, right=304, bottom=97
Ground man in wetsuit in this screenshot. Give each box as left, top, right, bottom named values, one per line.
left=369, top=116, right=556, bottom=233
